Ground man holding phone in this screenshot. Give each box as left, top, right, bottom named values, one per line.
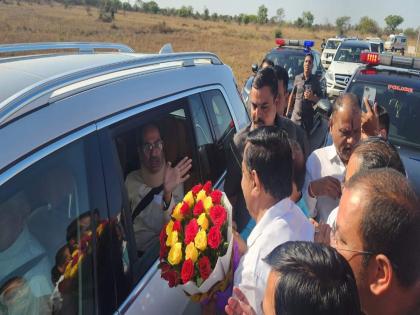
left=287, top=53, right=322, bottom=133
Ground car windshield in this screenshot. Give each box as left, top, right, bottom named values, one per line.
left=267, top=51, right=316, bottom=82
left=334, top=46, right=368, bottom=63
left=326, top=40, right=341, bottom=49
left=387, top=36, right=395, bottom=42
left=348, top=81, right=420, bottom=148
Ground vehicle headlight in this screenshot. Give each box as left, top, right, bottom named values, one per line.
left=325, top=71, right=334, bottom=81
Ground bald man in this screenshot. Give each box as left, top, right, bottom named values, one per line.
left=303, top=93, right=361, bottom=222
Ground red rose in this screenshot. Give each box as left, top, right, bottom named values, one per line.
left=210, top=189, right=223, bottom=204
left=203, top=181, right=213, bottom=194
left=159, top=225, right=167, bottom=246
left=160, top=262, right=171, bottom=273
left=192, top=184, right=203, bottom=196
left=193, top=200, right=204, bottom=216
left=184, top=219, right=199, bottom=244
left=181, top=259, right=195, bottom=284
left=209, top=205, right=227, bottom=227
left=159, top=241, right=168, bottom=259
left=180, top=201, right=190, bottom=216
left=198, top=256, right=212, bottom=280
left=172, top=220, right=182, bottom=232
left=207, top=226, right=222, bottom=249
left=161, top=264, right=180, bottom=288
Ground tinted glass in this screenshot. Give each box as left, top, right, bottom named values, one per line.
left=348, top=81, right=420, bottom=147
left=326, top=40, right=341, bottom=49
left=267, top=50, right=317, bottom=82
left=0, top=134, right=108, bottom=314
left=334, top=45, right=369, bottom=62
left=190, top=90, right=236, bottom=183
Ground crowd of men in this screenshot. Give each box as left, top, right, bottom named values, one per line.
left=223, top=64, right=420, bottom=315
left=125, top=56, right=420, bottom=315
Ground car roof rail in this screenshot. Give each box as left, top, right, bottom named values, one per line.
left=0, top=42, right=135, bottom=57
left=0, top=52, right=223, bottom=126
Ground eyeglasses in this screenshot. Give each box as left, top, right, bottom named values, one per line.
left=330, top=221, right=375, bottom=257
left=142, top=140, right=163, bottom=154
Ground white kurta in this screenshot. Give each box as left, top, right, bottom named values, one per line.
left=233, top=198, right=314, bottom=315
left=125, top=168, right=183, bottom=252
left=303, top=144, right=345, bottom=222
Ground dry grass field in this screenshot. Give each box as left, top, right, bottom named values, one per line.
left=0, top=2, right=418, bottom=85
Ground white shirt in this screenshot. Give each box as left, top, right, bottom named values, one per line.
left=303, top=144, right=345, bottom=222
left=125, top=169, right=183, bottom=252
left=233, top=198, right=314, bottom=315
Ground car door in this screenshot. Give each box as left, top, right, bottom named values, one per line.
left=0, top=128, right=120, bottom=315
left=95, top=86, right=239, bottom=315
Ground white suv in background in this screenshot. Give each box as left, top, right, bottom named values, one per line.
left=321, top=38, right=343, bottom=69
left=326, top=40, right=371, bottom=97
left=384, top=34, right=407, bottom=55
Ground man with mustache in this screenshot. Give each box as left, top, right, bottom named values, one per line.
left=225, top=66, right=308, bottom=232
left=303, top=93, right=361, bottom=222
left=125, top=123, right=192, bottom=253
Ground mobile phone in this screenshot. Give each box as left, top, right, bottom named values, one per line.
left=304, top=84, right=312, bottom=92
left=362, top=86, right=376, bottom=111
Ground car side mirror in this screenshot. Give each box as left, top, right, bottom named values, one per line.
left=251, top=64, right=258, bottom=73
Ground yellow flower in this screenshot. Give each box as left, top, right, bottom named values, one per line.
left=183, top=191, right=195, bottom=208
left=197, top=213, right=209, bottom=231
left=172, top=203, right=183, bottom=221
left=166, top=220, right=174, bottom=236
left=166, top=231, right=178, bottom=247
left=185, top=242, right=199, bottom=262
left=168, top=242, right=183, bottom=265
left=194, top=229, right=207, bottom=251
left=196, top=189, right=207, bottom=202
left=203, top=196, right=213, bottom=214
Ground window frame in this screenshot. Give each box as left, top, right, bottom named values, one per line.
left=0, top=125, right=110, bottom=315
left=95, top=86, right=238, bottom=312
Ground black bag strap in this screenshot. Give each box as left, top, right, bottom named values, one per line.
left=0, top=253, right=47, bottom=291
left=132, top=184, right=164, bottom=221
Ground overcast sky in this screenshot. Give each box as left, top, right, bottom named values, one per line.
left=154, top=0, right=419, bottom=29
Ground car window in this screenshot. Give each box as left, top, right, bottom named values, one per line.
left=313, top=53, right=321, bottom=74
left=110, top=99, right=198, bottom=286
left=334, top=46, right=368, bottom=63
left=191, top=89, right=236, bottom=184
left=0, top=133, right=113, bottom=314
left=326, top=40, right=341, bottom=49
left=348, top=82, right=420, bottom=148
left=267, top=51, right=305, bottom=81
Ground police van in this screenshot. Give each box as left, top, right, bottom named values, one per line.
left=384, top=34, right=407, bottom=55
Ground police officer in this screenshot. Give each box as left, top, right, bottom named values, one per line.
left=287, top=53, right=322, bottom=133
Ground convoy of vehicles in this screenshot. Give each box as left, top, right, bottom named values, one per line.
left=0, top=31, right=417, bottom=315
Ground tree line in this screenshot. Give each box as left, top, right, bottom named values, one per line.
left=20, top=0, right=418, bottom=38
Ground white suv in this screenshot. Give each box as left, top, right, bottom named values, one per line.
left=326, top=40, right=371, bottom=97
left=321, top=38, right=343, bottom=69
left=384, top=34, right=407, bottom=55
left=0, top=42, right=249, bottom=315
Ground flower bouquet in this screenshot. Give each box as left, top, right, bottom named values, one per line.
left=158, top=181, right=233, bottom=298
